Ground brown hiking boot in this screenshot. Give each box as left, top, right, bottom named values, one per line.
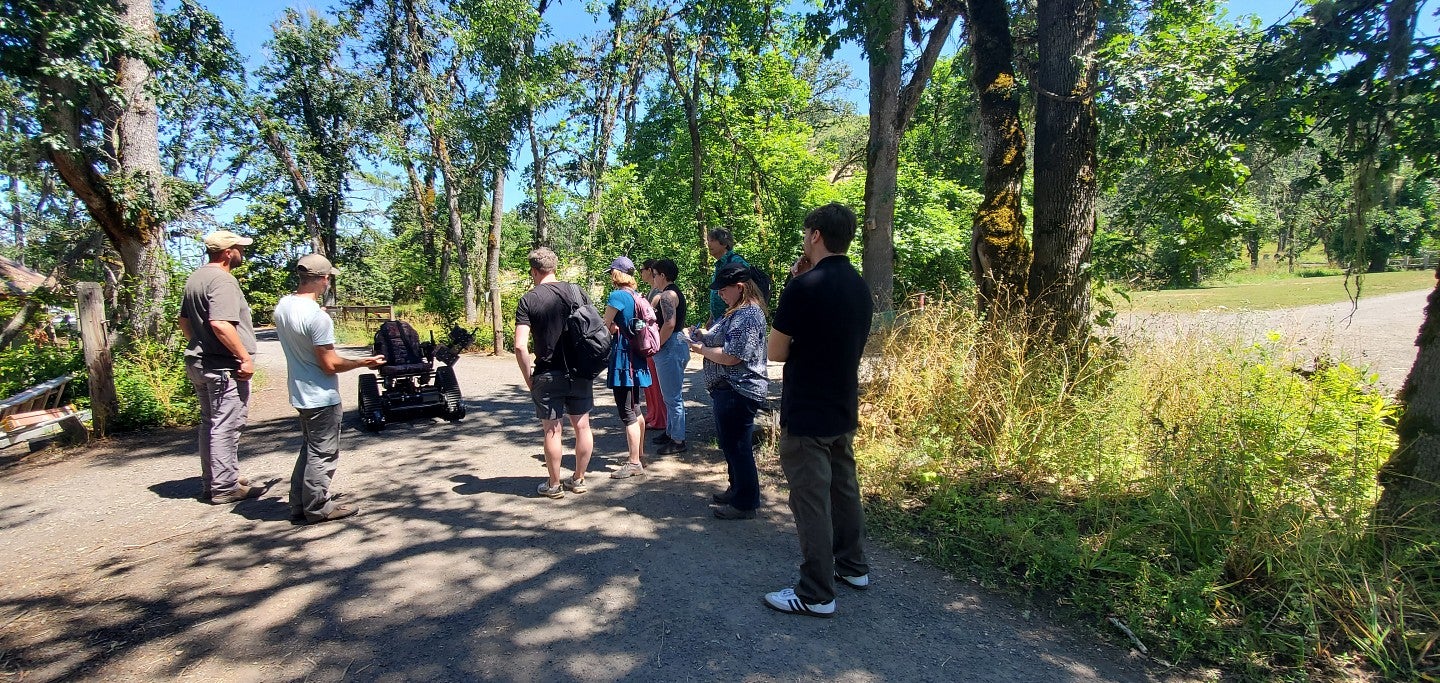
left=209, top=484, right=263, bottom=505
left=303, top=504, right=359, bottom=524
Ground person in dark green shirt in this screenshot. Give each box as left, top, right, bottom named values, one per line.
left=706, top=228, right=749, bottom=326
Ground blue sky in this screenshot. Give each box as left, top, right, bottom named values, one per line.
left=196, top=0, right=1435, bottom=219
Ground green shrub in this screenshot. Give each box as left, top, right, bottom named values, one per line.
left=112, top=337, right=198, bottom=430
left=0, top=340, right=85, bottom=401
left=858, top=299, right=1431, bottom=679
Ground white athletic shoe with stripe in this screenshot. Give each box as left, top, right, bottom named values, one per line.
left=763, top=588, right=835, bottom=618
left=836, top=573, right=870, bottom=590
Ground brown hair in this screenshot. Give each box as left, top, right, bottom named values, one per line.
left=723, top=280, right=768, bottom=318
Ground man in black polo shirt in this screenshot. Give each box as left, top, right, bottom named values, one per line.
left=763, top=203, right=873, bottom=618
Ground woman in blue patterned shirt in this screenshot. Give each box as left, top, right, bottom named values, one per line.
left=688, top=262, right=768, bottom=519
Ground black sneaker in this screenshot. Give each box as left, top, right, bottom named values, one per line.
left=712, top=490, right=733, bottom=505
left=657, top=440, right=687, bottom=455
left=652, top=433, right=674, bottom=446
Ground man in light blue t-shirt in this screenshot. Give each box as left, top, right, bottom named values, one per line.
left=273, top=254, right=385, bottom=524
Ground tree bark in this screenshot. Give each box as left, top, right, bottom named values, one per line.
left=861, top=0, right=906, bottom=313
left=968, top=0, right=1031, bottom=317
left=38, top=0, right=172, bottom=339
left=661, top=34, right=707, bottom=260
left=861, top=1, right=957, bottom=312
left=1028, top=0, right=1099, bottom=341
left=488, top=167, right=505, bottom=355
left=527, top=109, right=549, bottom=248
left=1379, top=267, right=1440, bottom=530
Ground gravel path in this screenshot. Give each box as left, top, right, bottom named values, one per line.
left=1115, top=287, right=1431, bottom=390
left=0, top=334, right=1165, bottom=682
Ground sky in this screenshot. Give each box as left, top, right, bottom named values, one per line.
left=196, top=0, right=1436, bottom=220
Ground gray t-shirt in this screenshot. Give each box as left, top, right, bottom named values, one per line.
left=181, top=265, right=256, bottom=371
left=273, top=294, right=341, bottom=409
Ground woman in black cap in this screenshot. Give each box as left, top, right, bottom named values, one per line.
left=687, top=262, right=768, bottom=519
left=602, top=256, right=653, bottom=478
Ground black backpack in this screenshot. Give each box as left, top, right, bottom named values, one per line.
left=547, top=283, right=611, bottom=378
left=749, top=265, right=773, bottom=305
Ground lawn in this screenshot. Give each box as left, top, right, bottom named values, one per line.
left=1122, top=269, right=1435, bottom=313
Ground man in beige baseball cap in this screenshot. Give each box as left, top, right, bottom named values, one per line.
left=179, top=230, right=263, bottom=504
left=201, top=230, right=254, bottom=252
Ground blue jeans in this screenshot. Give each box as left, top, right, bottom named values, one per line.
left=654, top=334, right=689, bottom=442
left=710, top=383, right=761, bottom=511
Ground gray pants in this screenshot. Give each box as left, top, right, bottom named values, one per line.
left=290, top=403, right=342, bottom=521
left=188, top=365, right=250, bottom=498
left=779, top=429, right=868, bottom=604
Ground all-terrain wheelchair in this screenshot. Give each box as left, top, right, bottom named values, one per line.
left=357, top=320, right=465, bottom=431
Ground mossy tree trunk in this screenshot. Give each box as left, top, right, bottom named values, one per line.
left=1028, top=0, right=1099, bottom=341
left=967, top=0, right=1030, bottom=317
left=41, top=0, right=171, bottom=339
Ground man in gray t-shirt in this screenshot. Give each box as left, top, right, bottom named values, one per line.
left=179, top=230, right=262, bottom=505
left=274, top=253, right=384, bottom=524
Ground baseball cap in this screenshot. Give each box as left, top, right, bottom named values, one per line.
left=710, top=262, right=751, bottom=290
left=296, top=253, right=340, bottom=277
left=202, top=230, right=253, bottom=251
left=609, top=256, right=635, bottom=274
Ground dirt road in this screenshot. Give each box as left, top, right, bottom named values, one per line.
left=1, top=334, right=1162, bottom=682
left=1116, top=287, right=1430, bottom=390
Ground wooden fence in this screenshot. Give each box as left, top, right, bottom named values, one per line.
left=330, top=305, right=395, bottom=323
left=1388, top=253, right=1437, bottom=271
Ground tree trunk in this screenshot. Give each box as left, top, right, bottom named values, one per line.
left=661, top=35, right=707, bottom=260
left=404, top=159, right=438, bottom=269
left=1379, top=267, right=1440, bottom=530
left=488, top=167, right=505, bottom=355
left=968, top=0, right=1031, bottom=317
left=861, top=0, right=906, bottom=313
left=434, top=135, right=475, bottom=323
left=860, top=3, right=957, bottom=313
left=1028, top=0, right=1099, bottom=341
left=8, top=174, right=23, bottom=264
left=527, top=110, right=549, bottom=248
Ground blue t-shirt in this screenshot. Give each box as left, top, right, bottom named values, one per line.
left=273, top=294, right=341, bottom=409
left=606, top=288, right=653, bottom=389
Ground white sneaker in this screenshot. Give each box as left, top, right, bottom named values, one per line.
left=836, top=574, right=870, bottom=590
left=763, top=587, right=835, bottom=618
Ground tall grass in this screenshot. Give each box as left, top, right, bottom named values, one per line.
left=858, top=298, right=1438, bottom=679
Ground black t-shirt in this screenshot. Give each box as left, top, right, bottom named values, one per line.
left=771, top=255, right=873, bottom=437
left=515, top=282, right=582, bottom=374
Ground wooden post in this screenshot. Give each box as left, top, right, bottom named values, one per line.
left=77, top=283, right=117, bottom=437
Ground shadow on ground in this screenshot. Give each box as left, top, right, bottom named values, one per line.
left=0, top=359, right=1149, bottom=683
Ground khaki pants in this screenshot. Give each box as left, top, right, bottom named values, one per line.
left=778, top=429, right=868, bottom=604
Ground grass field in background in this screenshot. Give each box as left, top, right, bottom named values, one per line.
left=1122, top=269, right=1434, bottom=313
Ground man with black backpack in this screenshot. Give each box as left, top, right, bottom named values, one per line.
left=514, top=247, right=601, bottom=499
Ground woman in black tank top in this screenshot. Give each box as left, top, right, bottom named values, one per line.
left=650, top=259, right=690, bottom=454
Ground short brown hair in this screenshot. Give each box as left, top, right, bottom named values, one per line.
left=528, top=247, right=558, bottom=274
left=803, top=203, right=857, bottom=253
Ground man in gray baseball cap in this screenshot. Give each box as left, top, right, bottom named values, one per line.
left=274, top=253, right=384, bottom=524
left=179, top=230, right=263, bottom=504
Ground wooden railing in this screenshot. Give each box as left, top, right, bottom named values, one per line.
left=1388, top=253, right=1437, bottom=271
left=330, top=305, right=395, bottom=323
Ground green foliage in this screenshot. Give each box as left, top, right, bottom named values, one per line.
left=0, top=339, right=85, bottom=402
left=859, top=299, right=1431, bottom=677
left=112, top=337, right=197, bottom=430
